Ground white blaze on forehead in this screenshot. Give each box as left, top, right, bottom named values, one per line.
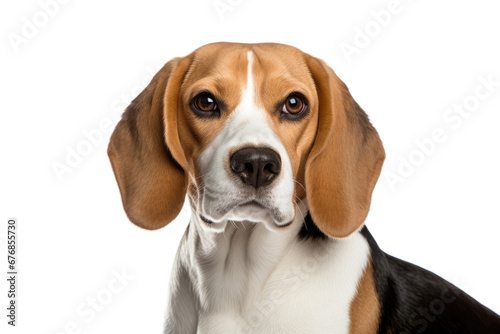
left=227, top=50, right=276, bottom=145
left=197, top=50, right=295, bottom=227
left=227, top=51, right=267, bottom=135
left=245, top=50, right=255, bottom=103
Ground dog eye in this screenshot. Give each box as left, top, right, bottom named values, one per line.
left=282, top=95, right=307, bottom=115
left=193, top=93, right=218, bottom=113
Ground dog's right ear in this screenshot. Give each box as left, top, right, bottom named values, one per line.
left=108, top=56, right=193, bottom=230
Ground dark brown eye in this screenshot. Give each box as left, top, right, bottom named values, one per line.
left=282, top=95, right=306, bottom=114
left=194, top=93, right=218, bottom=112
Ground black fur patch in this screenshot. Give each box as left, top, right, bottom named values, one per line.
left=360, top=226, right=500, bottom=333
left=297, top=213, right=327, bottom=241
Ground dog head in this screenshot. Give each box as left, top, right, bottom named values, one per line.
left=108, top=42, right=385, bottom=238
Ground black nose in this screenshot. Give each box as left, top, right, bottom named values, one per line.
left=230, top=147, right=281, bottom=189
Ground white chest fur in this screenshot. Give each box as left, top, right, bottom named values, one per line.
left=166, top=212, right=371, bottom=334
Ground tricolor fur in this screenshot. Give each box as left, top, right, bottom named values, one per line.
left=108, top=43, right=500, bottom=333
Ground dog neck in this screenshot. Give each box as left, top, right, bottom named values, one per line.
left=176, top=201, right=371, bottom=332
left=186, top=203, right=309, bottom=306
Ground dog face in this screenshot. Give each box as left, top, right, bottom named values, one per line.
left=180, top=45, right=318, bottom=232
left=108, top=42, right=385, bottom=238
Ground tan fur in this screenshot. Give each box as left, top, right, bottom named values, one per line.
left=108, top=57, right=192, bottom=229
left=304, top=57, right=385, bottom=238
left=178, top=43, right=319, bottom=201
left=108, top=42, right=385, bottom=239
left=250, top=44, right=319, bottom=200
left=349, top=259, right=381, bottom=333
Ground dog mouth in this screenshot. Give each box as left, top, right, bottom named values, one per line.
left=239, top=199, right=266, bottom=209
left=199, top=214, right=215, bottom=225
left=199, top=200, right=293, bottom=228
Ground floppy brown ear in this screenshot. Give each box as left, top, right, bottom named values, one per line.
left=305, top=57, right=385, bottom=238
left=107, top=56, right=193, bottom=230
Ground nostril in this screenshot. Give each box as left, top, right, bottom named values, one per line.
left=230, top=159, right=245, bottom=173
left=239, top=162, right=254, bottom=184
left=244, top=162, right=254, bottom=174
left=264, top=161, right=280, bottom=175
left=259, top=160, right=280, bottom=186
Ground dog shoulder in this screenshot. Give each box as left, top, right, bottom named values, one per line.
left=360, top=227, right=500, bottom=333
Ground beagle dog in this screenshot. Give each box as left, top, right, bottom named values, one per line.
left=108, top=42, right=500, bottom=333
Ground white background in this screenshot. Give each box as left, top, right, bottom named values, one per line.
left=1, top=0, right=499, bottom=333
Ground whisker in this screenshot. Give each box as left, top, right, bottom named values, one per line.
left=293, top=194, right=307, bottom=210
left=293, top=196, right=308, bottom=231
left=294, top=198, right=306, bottom=224
left=293, top=179, right=307, bottom=194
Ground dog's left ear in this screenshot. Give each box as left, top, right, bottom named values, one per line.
left=305, top=57, right=385, bottom=238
